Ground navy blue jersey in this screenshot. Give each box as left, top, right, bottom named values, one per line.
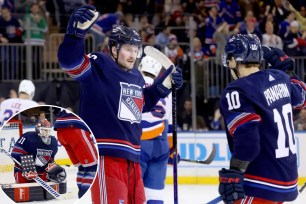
left=58, top=35, right=163, bottom=162
left=220, top=69, right=306, bottom=201
left=54, top=110, right=89, bottom=131
left=11, top=132, right=58, bottom=175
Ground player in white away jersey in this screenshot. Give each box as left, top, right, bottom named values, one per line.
left=0, top=80, right=38, bottom=126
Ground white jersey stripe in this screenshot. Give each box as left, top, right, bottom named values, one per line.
left=244, top=178, right=298, bottom=189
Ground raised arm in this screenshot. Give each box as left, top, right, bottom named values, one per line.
left=57, top=5, right=99, bottom=71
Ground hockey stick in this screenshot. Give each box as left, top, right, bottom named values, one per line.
left=181, top=143, right=217, bottom=165
left=0, top=148, right=61, bottom=199
left=299, top=182, right=306, bottom=193
left=207, top=196, right=222, bottom=204
left=144, top=46, right=178, bottom=204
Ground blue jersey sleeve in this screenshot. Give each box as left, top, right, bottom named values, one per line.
left=58, top=34, right=92, bottom=80
left=11, top=133, right=31, bottom=171
left=290, top=78, right=306, bottom=109
left=142, top=83, right=167, bottom=113
left=220, top=87, right=261, bottom=162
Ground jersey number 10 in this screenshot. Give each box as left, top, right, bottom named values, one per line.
left=226, top=92, right=296, bottom=159
left=274, top=103, right=296, bottom=159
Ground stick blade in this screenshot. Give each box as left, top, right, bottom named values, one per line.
left=143, top=46, right=174, bottom=68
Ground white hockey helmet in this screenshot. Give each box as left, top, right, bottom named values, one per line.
left=18, top=80, right=35, bottom=100
left=139, top=55, right=162, bottom=77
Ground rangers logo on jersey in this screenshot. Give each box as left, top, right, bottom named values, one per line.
left=118, top=82, right=143, bottom=124
left=35, top=149, right=53, bottom=167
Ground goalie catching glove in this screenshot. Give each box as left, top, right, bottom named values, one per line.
left=45, top=162, right=67, bottom=183
left=67, top=5, right=99, bottom=38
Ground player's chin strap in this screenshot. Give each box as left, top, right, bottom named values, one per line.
left=229, top=68, right=239, bottom=80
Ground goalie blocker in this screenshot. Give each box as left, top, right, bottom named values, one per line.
left=1, top=181, right=67, bottom=202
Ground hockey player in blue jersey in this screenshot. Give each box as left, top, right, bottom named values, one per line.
left=139, top=56, right=173, bottom=203
left=57, top=5, right=183, bottom=204
left=11, top=122, right=66, bottom=184
left=54, top=109, right=98, bottom=198
left=218, top=34, right=306, bottom=204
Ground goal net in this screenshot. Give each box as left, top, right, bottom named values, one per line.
left=0, top=119, right=23, bottom=183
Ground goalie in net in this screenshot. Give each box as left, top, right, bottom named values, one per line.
left=11, top=121, right=66, bottom=184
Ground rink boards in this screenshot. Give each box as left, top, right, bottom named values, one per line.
left=165, top=131, right=306, bottom=185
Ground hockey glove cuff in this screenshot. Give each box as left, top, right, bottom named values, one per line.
left=154, top=66, right=174, bottom=96
left=67, top=5, right=99, bottom=38
left=219, top=168, right=245, bottom=203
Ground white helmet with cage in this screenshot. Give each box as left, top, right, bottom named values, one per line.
left=35, top=121, right=52, bottom=145
left=139, top=55, right=163, bottom=77
left=18, top=80, right=35, bottom=100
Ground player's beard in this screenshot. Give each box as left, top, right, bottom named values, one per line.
left=118, top=59, right=135, bottom=70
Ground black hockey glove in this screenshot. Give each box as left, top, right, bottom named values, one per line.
left=262, top=46, right=294, bottom=74
left=168, top=153, right=180, bottom=165
left=46, top=163, right=67, bottom=183
left=219, top=168, right=245, bottom=203
left=67, top=5, right=99, bottom=38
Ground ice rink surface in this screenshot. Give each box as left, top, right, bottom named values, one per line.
left=1, top=184, right=306, bottom=204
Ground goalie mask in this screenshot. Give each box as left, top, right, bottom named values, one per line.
left=35, top=122, right=52, bottom=145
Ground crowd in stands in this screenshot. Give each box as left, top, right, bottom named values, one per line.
left=1, top=0, right=306, bottom=130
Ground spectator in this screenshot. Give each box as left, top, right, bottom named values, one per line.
left=171, top=16, right=188, bottom=43
left=90, top=13, right=119, bottom=45
left=294, top=109, right=306, bottom=130
left=178, top=97, right=192, bottom=131
left=262, top=21, right=283, bottom=49
left=240, top=17, right=262, bottom=41
left=189, top=37, right=204, bottom=63
left=0, top=6, right=23, bottom=43
left=289, top=3, right=306, bottom=32
left=22, top=3, right=48, bottom=79
left=164, top=35, right=185, bottom=64
left=121, top=13, right=134, bottom=27
left=239, top=10, right=259, bottom=34
left=218, top=0, right=242, bottom=29
left=22, top=3, right=48, bottom=46
left=204, top=6, right=223, bottom=56
left=213, top=22, right=238, bottom=65
left=139, top=15, right=154, bottom=35
left=259, top=7, right=279, bottom=34
left=156, top=26, right=172, bottom=48
left=278, top=11, right=295, bottom=39
left=268, top=0, right=289, bottom=23
left=146, top=33, right=161, bottom=51
left=283, top=20, right=303, bottom=56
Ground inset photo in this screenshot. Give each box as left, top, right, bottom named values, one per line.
left=0, top=105, right=98, bottom=204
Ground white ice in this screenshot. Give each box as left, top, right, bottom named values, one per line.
left=1, top=184, right=306, bottom=204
